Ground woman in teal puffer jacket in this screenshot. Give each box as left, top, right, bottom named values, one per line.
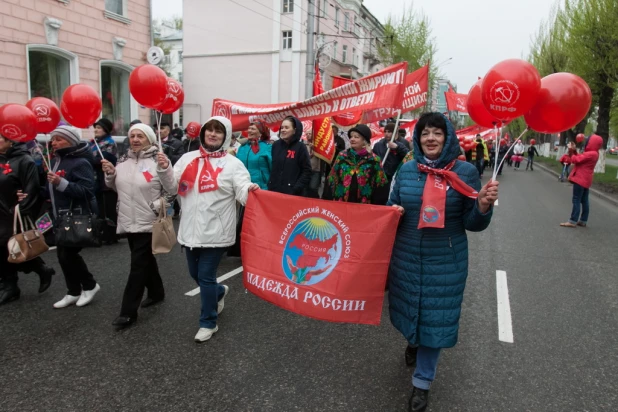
left=236, top=121, right=272, bottom=190
left=388, top=112, right=499, bottom=412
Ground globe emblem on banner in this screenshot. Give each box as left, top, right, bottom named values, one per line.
left=282, top=217, right=342, bottom=285
left=422, top=206, right=440, bottom=223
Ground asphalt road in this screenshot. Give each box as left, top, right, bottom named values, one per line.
left=1, top=164, right=617, bottom=412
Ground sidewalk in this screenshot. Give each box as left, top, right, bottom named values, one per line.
left=534, top=162, right=618, bottom=207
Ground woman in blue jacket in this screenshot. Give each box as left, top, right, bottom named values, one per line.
left=388, top=113, right=499, bottom=412
left=236, top=121, right=272, bottom=190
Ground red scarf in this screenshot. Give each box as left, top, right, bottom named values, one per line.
left=178, top=146, right=226, bottom=196
left=249, top=138, right=259, bottom=154
left=416, top=160, right=478, bottom=229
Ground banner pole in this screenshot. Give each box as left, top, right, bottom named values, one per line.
left=381, top=109, right=402, bottom=167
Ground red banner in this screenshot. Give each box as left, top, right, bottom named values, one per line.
left=312, top=63, right=335, bottom=163
left=445, top=92, right=469, bottom=113
left=363, top=64, right=430, bottom=123
left=241, top=191, right=400, bottom=325
left=331, top=76, right=363, bottom=127
left=212, top=62, right=407, bottom=130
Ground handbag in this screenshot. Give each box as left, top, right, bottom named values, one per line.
left=152, top=198, right=176, bottom=254
left=7, top=205, right=49, bottom=263
left=54, top=199, right=103, bottom=248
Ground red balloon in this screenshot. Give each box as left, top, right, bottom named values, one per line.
left=576, top=133, right=585, bottom=143
left=500, top=138, right=507, bottom=146
left=155, top=78, right=184, bottom=114
left=524, top=73, right=592, bottom=133
left=25, top=97, right=61, bottom=134
left=0, top=104, right=38, bottom=142
left=530, top=139, right=536, bottom=145
left=467, top=80, right=506, bottom=128
left=458, top=136, right=464, bottom=142
left=481, top=59, right=541, bottom=122
left=60, top=84, right=102, bottom=128
left=185, top=121, right=201, bottom=138
left=129, top=65, right=168, bottom=109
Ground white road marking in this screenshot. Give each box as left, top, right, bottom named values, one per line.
left=185, top=266, right=244, bottom=296
left=495, top=199, right=499, bottom=206
left=496, top=270, right=514, bottom=343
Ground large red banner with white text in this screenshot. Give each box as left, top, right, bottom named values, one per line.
left=331, top=75, right=363, bottom=127
left=241, top=191, right=400, bottom=325
left=212, top=62, right=407, bottom=130
left=444, top=92, right=469, bottom=113
left=362, top=64, right=430, bottom=123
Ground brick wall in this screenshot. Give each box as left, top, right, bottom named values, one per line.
left=0, top=0, right=151, bottom=121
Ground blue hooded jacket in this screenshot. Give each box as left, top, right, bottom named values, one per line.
left=237, top=140, right=272, bottom=190
left=387, top=114, right=493, bottom=348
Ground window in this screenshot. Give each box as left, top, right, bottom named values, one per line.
left=282, top=0, right=294, bottom=13
left=104, top=0, right=130, bottom=23
left=105, top=0, right=123, bottom=15
left=178, top=51, right=183, bottom=62
left=179, top=72, right=183, bottom=83
left=322, top=0, right=327, bottom=17
left=353, top=47, right=357, bottom=67
left=342, top=45, right=347, bottom=63
left=27, top=46, right=78, bottom=107
left=344, top=13, right=349, bottom=31
left=332, top=41, right=337, bottom=59
left=335, top=8, right=339, bottom=26
left=282, top=31, right=293, bottom=50
left=100, top=62, right=134, bottom=136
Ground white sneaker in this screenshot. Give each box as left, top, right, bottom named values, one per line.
left=194, top=326, right=218, bottom=343
left=217, top=285, right=229, bottom=314
left=53, top=295, right=80, bottom=309
left=76, top=283, right=101, bottom=307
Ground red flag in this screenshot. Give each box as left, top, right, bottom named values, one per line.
left=363, top=64, right=430, bottom=122
left=312, top=63, right=335, bottom=163
left=212, top=62, right=408, bottom=130
left=444, top=92, right=468, bottom=113
left=241, top=191, right=401, bottom=325
left=331, top=76, right=363, bottom=127
left=448, top=83, right=455, bottom=93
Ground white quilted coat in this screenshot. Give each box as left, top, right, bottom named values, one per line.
left=157, top=116, right=253, bottom=248
left=105, top=146, right=174, bottom=234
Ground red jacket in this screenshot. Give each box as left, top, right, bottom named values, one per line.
left=559, top=154, right=571, bottom=164
left=568, top=134, right=603, bottom=189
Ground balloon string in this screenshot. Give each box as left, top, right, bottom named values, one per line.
left=156, top=111, right=163, bottom=149
left=492, top=124, right=500, bottom=181
left=46, top=137, right=52, bottom=172
left=495, top=128, right=529, bottom=173
left=37, top=144, right=50, bottom=172
left=91, top=127, right=105, bottom=160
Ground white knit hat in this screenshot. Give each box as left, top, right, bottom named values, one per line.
left=128, top=123, right=157, bottom=145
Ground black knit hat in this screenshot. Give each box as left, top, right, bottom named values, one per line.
left=93, top=118, right=113, bottom=135
left=348, top=124, right=372, bottom=144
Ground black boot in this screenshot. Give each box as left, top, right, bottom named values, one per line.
left=408, top=387, right=429, bottom=412
left=112, top=316, right=136, bottom=330
left=0, top=282, right=21, bottom=305
left=405, top=345, right=418, bottom=367
left=37, top=265, right=55, bottom=294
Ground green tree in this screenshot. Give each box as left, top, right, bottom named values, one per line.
left=559, top=0, right=618, bottom=148
left=377, top=5, right=437, bottom=115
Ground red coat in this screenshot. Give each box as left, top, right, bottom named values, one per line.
left=559, top=154, right=571, bottom=164
left=568, top=134, right=603, bottom=189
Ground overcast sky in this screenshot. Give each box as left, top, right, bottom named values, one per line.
left=153, top=0, right=557, bottom=93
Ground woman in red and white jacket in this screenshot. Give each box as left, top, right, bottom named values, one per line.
left=560, top=134, right=603, bottom=228
left=156, top=116, right=259, bottom=343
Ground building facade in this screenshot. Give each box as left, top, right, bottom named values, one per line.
left=0, top=0, right=152, bottom=137
left=183, top=0, right=384, bottom=124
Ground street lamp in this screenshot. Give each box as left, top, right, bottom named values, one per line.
left=436, top=57, right=453, bottom=68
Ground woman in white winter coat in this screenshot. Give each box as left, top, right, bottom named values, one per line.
left=101, top=124, right=175, bottom=330
left=156, top=116, right=258, bottom=343
left=513, top=140, right=525, bottom=170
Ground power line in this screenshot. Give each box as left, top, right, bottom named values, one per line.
left=226, top=0, right=306, bottom=36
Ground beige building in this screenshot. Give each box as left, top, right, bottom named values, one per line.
left=0, top=0, right=152, bottom=137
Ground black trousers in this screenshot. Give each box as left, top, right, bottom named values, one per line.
left=57, top=246, right=96, bottom=296
left=120, top=233, right=164, bottom=318
left=96, top=190, right=118, bottom=243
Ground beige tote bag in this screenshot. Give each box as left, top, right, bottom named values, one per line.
left=152, top=199, right=176, bottom=254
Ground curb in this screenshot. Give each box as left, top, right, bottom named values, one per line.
left=535, top=162, right=618, bottom=207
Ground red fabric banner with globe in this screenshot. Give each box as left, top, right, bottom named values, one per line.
left=241, top=191, right=400, bottom=325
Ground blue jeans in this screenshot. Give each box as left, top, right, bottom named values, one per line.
left=475, top=159, right=484, bottom=176
left=412, top=346, right=442, bottom=390
left=569, top=183, right=589, bottom=224
left=185, top=247, right=227, bottom=328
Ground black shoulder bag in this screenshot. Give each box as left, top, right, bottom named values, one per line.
left=54, top=197, right=104, bottom=248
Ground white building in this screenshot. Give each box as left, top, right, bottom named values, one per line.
left=157, top=24, right=183, bottom=83
left=183, top=0, right=385, bottom=124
